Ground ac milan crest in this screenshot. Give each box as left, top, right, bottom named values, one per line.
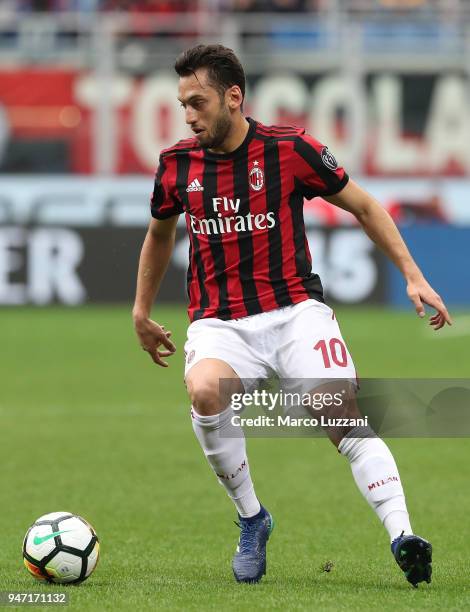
left=249, top=161, right=264, bottom=191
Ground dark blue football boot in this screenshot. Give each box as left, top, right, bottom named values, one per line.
left=232, top=505, right=274, bottom=583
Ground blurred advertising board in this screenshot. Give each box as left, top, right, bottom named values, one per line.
left=0, top=177, right=468, bottom=307
left=0, top=225, right=387, bottom=307
left=1, top=69, right=470, bottom=176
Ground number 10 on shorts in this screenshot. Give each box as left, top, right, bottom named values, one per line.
left=314, top=338, right=348, bottom=368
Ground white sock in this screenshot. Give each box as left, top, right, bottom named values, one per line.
left=338, top=426, right=413, bottom=541
left=191, top=405, right=261, bottom=518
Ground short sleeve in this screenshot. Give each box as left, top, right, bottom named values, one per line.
left=150, top=155, right=184, bottom=220
left=293, top=134, right=349, bottom=199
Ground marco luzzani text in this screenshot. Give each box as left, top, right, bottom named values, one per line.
left=230, top=389, right=368, bottom=428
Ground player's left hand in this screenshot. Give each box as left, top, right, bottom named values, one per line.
left=406, top=277, right=452, bottom=330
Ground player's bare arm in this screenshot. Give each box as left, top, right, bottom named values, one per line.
left=325, top=179, right=452, bottom=331
left=133, top=216, right=177, bottom=366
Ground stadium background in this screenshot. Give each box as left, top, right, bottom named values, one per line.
left=1, top=1, right=469, bottom=610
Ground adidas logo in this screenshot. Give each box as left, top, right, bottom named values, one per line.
left=186, top=178, right=204, bottom=192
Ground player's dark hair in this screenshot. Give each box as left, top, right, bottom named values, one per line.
left=174, top=44, right=246, bottom=108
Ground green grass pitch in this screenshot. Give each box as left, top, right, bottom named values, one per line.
left=1, top=305, right=470, bottom=611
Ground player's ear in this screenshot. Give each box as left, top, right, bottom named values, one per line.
left=227, top=86, right=242, bottom=110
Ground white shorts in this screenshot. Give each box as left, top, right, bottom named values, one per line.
left=184, top=299, right=357, bottom=393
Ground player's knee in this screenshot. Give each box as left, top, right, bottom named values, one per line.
left=187, top=379, right=222, bottom=416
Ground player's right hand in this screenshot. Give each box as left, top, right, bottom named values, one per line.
left=133, top=318, right=176, bottom=367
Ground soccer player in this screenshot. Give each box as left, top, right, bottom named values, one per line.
left=133, top=44, right=451, bottom=586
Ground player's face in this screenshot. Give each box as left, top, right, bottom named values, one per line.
left=178, top=69, right=232, bottom=149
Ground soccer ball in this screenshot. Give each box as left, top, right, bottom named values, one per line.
left=23, top=512, right=100, bottom=584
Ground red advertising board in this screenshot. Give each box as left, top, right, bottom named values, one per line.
left=1, top=68, right=469, bottom=177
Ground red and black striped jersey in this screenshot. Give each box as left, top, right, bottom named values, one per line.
left=150, top=117, right=349, bottom=322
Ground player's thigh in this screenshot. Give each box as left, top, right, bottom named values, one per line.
left=276, top=301, right=360, bottom=444
left=184, top=318, right=268, bottom=414
left=276, top=300, right=357, bottom=388
left=185, top=358, right=243, bottom=416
